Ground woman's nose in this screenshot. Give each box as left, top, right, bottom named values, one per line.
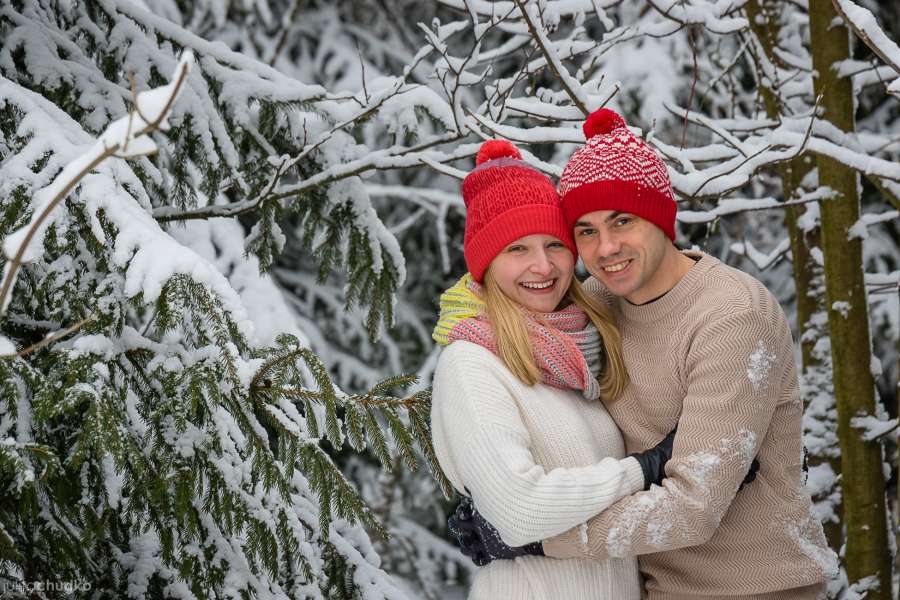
left=529, top=250, right=554, bottom=275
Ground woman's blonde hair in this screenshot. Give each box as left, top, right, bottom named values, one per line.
left=482, top=271, right=628, bottom=400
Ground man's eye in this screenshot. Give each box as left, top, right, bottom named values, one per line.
left=577, top=229, right=595, bottom=236
left=507, top=245, right=525, bottom=252
left=615, top=218, right=631, bottom=227
left=547, top=241, right=564, bottom=248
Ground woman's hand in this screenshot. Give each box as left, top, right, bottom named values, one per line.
left=448, top=496, right=543, bottom=566
left=448, top=453, right=761, bottom=566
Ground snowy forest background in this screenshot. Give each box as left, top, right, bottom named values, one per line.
left=0, top=0, right=898, bottom=598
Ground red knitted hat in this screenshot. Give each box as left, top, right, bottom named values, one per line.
left=462, top=140, right=576, bottom=282
left=559, top=109, right=677, bottom=240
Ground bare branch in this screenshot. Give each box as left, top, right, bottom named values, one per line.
left=0, top=316, right=93, bottom=360
left=268, top=0, right=304, bottom=67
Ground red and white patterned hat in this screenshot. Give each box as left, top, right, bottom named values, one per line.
left=559, top=109, right=676, bottom=240
left=462, top=140, right=576, bottom=283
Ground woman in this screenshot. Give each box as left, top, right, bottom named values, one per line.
left=430, top=140, right=671, bottom=599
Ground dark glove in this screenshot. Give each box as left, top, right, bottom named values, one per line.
left=448, top=496, right=543, bottom=567
left=629, top=427, right=676, bottom=490
left=738, top=459, right=760, bottom=491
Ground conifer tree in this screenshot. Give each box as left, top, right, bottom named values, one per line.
left=0, top=1, right=453, bottom=596
left=2, top=0, right=899, bottom=597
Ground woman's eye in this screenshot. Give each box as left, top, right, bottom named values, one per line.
left=507, top=245, right=525, bottom=252
left=615, top=218, right=631, bottom=227
left=547, top=241, right=564, bottom=248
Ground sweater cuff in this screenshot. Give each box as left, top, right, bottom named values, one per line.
left=620, top=456, right=646, bottom=495
left=541, top=458, right=643, bottom=560
left=542, top=525, right=588, bottom=559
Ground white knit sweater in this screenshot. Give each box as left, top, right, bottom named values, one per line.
left=431, top=341, right=646, bottom=600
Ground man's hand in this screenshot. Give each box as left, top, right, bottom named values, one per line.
left=629, top=427, right=761, bottom=492
left=629, top=427, right=677, bottom=490
left=739, top=459, right=760, bottom=491
left=448, top=459, right=761, bottom=567
left=448, top=496, right=543, bottom=567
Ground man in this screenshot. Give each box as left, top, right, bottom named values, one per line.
left=451, top=109, right=837, bottom=599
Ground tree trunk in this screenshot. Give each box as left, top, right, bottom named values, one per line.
left=745, top=0, right=841, bottom=551
left=809, top=1, right=892, bottom=596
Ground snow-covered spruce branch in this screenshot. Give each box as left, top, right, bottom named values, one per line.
left=215, top=39, right=445, bottom=218
left=154, top=134, right=473, bottom=222
left=248, top=341, right=451, bottom=499
left=0, top=53, right=193, bottom=319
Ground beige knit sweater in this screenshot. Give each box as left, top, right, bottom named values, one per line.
left=431, top=340, right=647, bottom=600
left=543, top=252, right=837, bottom=600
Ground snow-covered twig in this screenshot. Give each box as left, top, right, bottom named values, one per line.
left=664, top=101, right=749, bottom=157
left=730, top=238, right=791, bottom=271
left=0, top=52, right=193, bottom=318
left=832, top=0, right=900, bottom=95
left=686, top=105, right=818, bottom=199
left=155, top=133, right=472, bottom=222
left=677, top=188, right=834, bottom=224
left=851, top=414, right=899, bottom=442
left=513, top=0, right=590, bottom=116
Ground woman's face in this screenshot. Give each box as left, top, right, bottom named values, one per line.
left=488, top=234, right=575, bottom=313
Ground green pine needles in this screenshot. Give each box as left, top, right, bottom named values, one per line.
left=0, top=0, right=454, bottom=596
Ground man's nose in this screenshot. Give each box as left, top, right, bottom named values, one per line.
left=595, top=233, right=620, bottom=258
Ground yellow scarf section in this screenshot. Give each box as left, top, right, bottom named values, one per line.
left=432, top=273, right=484, bottom=345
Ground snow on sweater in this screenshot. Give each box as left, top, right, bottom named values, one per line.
left=431, top=340, right=646, bottom=600
left=543, top=252, right=837, bottom=600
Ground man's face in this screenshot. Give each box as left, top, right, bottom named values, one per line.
left=573, top=210, right=673, bottom=304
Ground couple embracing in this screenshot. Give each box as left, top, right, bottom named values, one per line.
left=429, top=109, right=836, bottom=599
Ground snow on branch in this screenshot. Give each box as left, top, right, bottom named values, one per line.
left=438, top=0, right=615, bottom=17
left=730, top=239, right=791, bottom=271
left=0, top=52, right=194, bottom=319
left=153, top=137, right=478, bottom=222
left=513, top=0, right=590, bottom=116
left=645, top=0, right=748, bottom=34
left=851, top=414, right=898, bottom=442
left=832, top=0, right=900, bottom=96
left=677, top=188, right=834, bottom=224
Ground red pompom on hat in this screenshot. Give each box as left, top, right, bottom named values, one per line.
left=462, top=140, right=576, bottom=282
left=561, top=109, right=677, bottom=241
left=476, top=139, right=522, bottom=165
left=582, top=108, right=626, bottom=139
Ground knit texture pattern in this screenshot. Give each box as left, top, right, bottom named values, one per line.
left=462, top=147, right=575, bottom=281
left=542, top=252, right=836, bottom=600
left=432, top=274, right=602, bottom=400
left=559, top=111, right=677, bottom=240
left=431, top=341, right=646, bottom=599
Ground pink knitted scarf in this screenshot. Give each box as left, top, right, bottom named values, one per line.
left=434, top=275, right=602, bottom=400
